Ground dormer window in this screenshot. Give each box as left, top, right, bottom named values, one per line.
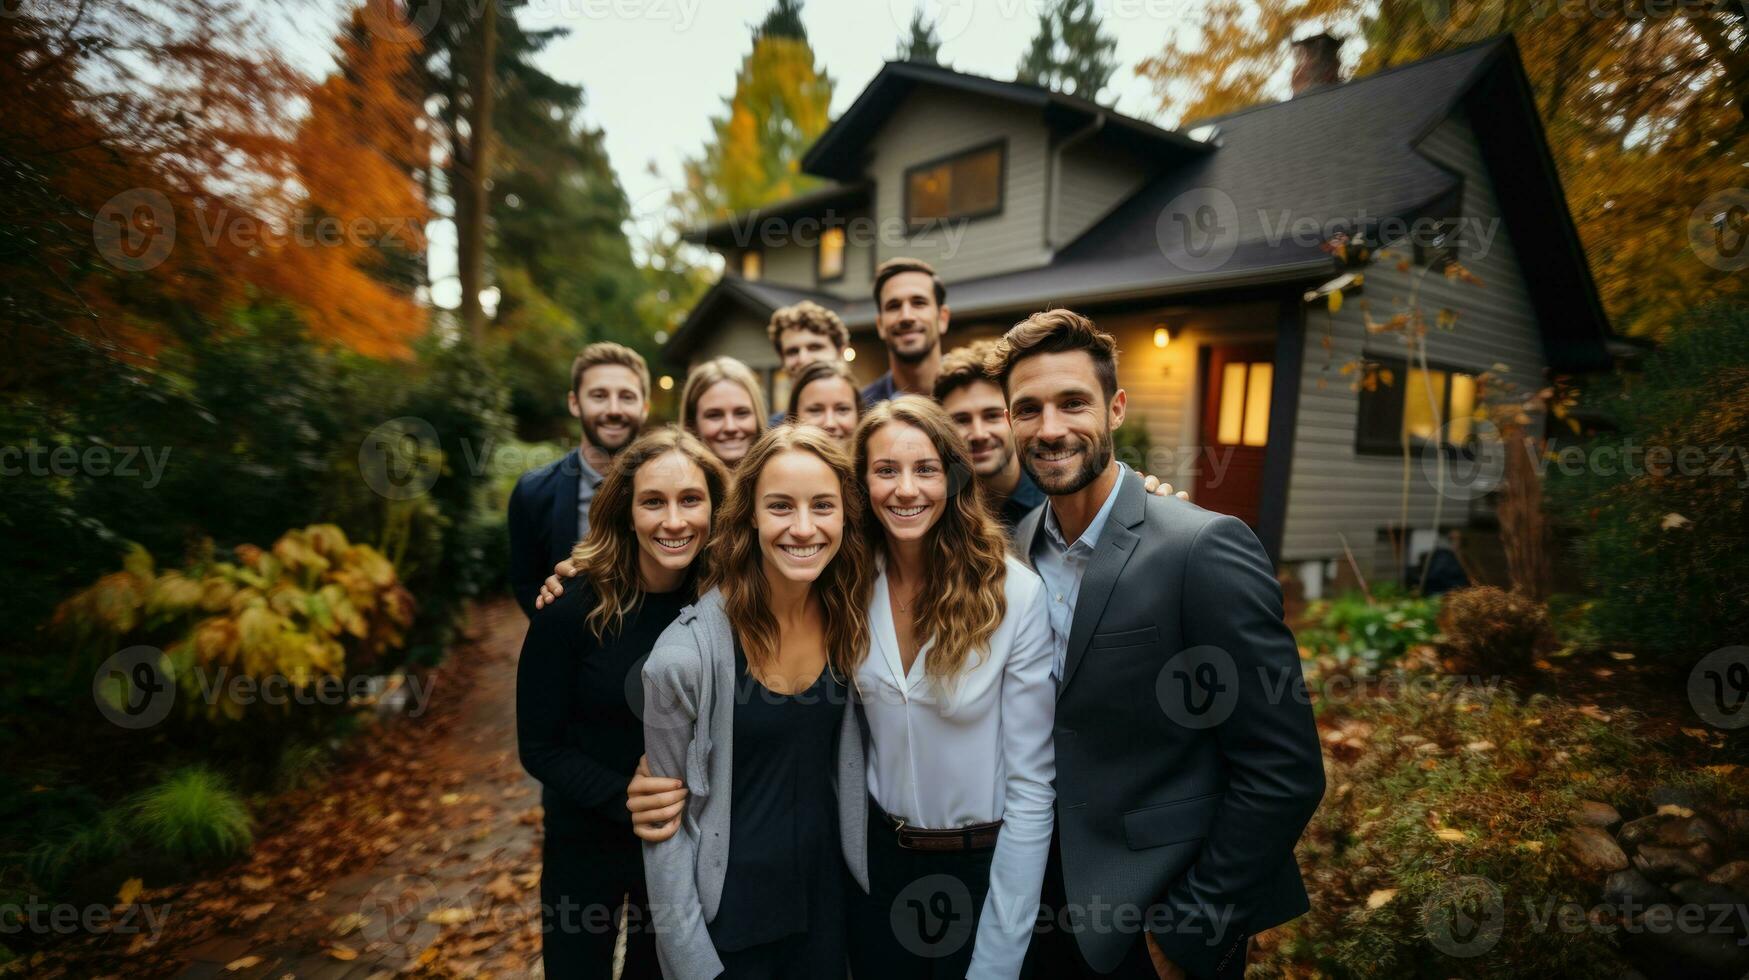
left=741, top=249, right=763, bottom=281
left=817, top=227, right=845, bottom=282
left=905, top=141, right=1004, bottom=227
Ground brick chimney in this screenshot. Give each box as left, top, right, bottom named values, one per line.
left=1291, top=33, right=1342, bottom=96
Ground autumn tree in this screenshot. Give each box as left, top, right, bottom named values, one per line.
left=1016, top=0, right=1119, bottom=101
left=679, top=0, right=835, bottom=222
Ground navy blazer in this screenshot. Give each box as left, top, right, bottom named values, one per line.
left=1014, top=472, right=1325, bottom=978
left=507, top=448, right=586, bottom=618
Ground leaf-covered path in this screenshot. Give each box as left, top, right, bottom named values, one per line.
left=38, top=600, right=549, bottom=980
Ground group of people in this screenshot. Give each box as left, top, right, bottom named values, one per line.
left=511, top=258, right=1326, bottom=980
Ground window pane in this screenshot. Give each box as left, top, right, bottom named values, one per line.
left=1217, top=362, right=1247, bottom=445
left=1402, top=368, right=1446, bottom=443
left=1242, top=363, right=1272, bottom=447
left=1355, top=360, right=1402, bottom=451
left=741, top=250, right=762, bottom=280
left=950, top=147, right=1001, bottom=215
left=908, top=166, right=950, bottom=223
left=818, top=227, right=845, bottom=280
left=1447, top=372, right=1476, bottom=445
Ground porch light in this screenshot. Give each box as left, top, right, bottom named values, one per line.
left=658, top=375, right=674, bottom=391
left=844, top=347, right=857, bottom=362
left=1153, top=326, right=1171, bottom=349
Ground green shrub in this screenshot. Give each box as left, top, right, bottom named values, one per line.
left=124, top=768, right=253, bottom=865
left=1300, top=589, right=1442, bottom=676
left=1437, top=586, right=1551, bottom=674
left=1545, top=301, right=1749, bottom=657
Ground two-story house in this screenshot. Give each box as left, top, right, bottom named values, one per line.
left=661, top=34, right=1617, bottom=595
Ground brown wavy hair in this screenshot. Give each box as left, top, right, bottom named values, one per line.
left=572, top=427, right=731, bottom=641
left=785, top=358, right=862, bottom=423
left=705, top=425, right=873, bottom=678
left=679, top=357, right=769, bottom=441
left=852, top=396, right=1008, bottom=683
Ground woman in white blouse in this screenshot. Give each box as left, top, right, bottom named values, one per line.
left=843, top=395, right=1056, bottom=980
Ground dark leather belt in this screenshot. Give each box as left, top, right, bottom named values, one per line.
left=879, top=804, right=1003, bottom=852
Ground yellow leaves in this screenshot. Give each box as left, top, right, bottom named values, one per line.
left=224, top=955, right=262, bottom=972
left=116, top=877, right=143, bottom=905
left=1365, top=888, right=1398, bottom=909
left=1326, top=289, right=1343, bottom=314
left=1433, top=827, right=1468, bottom=842
left=1660, top=512, right=1692, bottom=530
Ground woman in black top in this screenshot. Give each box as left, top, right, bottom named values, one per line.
left=517, top=426, right=729, bottom=980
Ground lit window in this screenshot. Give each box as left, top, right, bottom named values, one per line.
left=1215, top=360, right=1272, bottom=448
left=906, top=143, right=1003, bottom=226
left=741, top=250, right=762, bottom=280
left=1356, top=356, right=1482, bottom=454
left=818, top=227, right=845, bottom=281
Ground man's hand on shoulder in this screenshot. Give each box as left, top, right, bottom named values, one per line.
left=534, top=558, right=583, bottom=610
left=1140, top=472, right=1190, bottom=501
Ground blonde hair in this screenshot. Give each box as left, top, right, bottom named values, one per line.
left=572, top=427, right=730, bottom=641
left=706, top=425, right=873, bottom=678
left=571, top=342, right=651, bottom=397
left=852, top=396, right=1008, bottom=683
left=680, top=357, right=769, bottom=440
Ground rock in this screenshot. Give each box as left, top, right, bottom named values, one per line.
left=1686, top=840, right=1722, bottom=871
left=1649, top=785, right=1703, bottom=811
left=1706, top=859, right=1749, bottom=892
left=1634, top=844, right=1708, bottom=882
left=1603, top=868, right=1672, bottom=907
left=1670, top=878, right=1749, bottom=915
left=1619, top=814, right=1669, bottom=847
left=1656, top=815, right=1729, bottom=853
left=1723, top=809, right=1749, bottom=845
left=1564, top=826, right=1631, bottom=873
left=1619, top=912, right=1749, bottom=980
left=1573, top=800, right=1622, bottom=830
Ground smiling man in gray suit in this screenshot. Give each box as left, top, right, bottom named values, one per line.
left=991, top=309, right=1324, bottom=980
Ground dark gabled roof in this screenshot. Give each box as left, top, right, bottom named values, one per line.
left=662, top=276, right=843, bottom=365
left=683, top=181, right=872, bottom=249
left=1053, top=35, right=1611, bottom=371
left=800, top=59, right=1213, bottom=182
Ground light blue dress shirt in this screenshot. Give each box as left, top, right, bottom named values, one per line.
left=574, top=449, right=604, bottom=542
left=1029, top=463, right=1127, bottom=682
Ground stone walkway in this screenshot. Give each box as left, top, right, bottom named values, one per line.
left=171, top=600, right=547, bottom=980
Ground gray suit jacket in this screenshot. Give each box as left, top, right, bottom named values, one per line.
left=640, top=588, right=866, bottom=980
left=1014, top=471, right=1325, bottom=978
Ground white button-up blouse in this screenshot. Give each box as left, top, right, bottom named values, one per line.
left=856, top=554, right=1057, bottom=979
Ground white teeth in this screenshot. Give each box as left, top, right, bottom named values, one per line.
left=888, top=505, right=926, bottom=518
left=655, top=536, right=694, bottom=550
left=780, top=544, right=823, bottom=559
left=1038, top=449, right=1076, bottom=462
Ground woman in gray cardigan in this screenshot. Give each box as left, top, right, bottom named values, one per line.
left=641, top=426, right=873, bottom=980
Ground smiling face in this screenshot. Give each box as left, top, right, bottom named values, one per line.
left=863, top=420, right=948, bottom=545
left=875, top=270, right=947, bottom=365
left=569, top=364, right=648, bottom=454
left=777, top=327, right=839, bottom=377
left=1007, top=350, right=1125, bottom=495
left=940, top=377, right=1014, bottom=480
left=630, top=451, right=711, bottom=588
left=693, top=380, right=759, bottom=465
left=795, top=376, right=859, bottom=444
left=754, top=449, right=844, bottom=585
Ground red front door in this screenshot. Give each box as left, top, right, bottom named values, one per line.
left=1196, top=344, right=1275, bottom=527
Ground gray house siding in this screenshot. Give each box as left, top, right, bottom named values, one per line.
left=1052, top=142, right=1152, bottom=250
left=1278, top=109, right=1549, bottom=573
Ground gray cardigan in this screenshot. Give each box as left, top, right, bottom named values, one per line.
left=640, top=587, right=868, bottom=980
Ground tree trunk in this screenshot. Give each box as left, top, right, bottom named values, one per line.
left=456, top=0, right=497, bottom=345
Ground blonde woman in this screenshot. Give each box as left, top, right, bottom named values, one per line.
left=844, top=395, right=1055, bottom=979
left=679, top=356, right=768, bottom=467
left=516, top=427, right=730, bottom=980
left=785, top=358, right=861, bottom=446
left=641, top=426, right=873, bottom=979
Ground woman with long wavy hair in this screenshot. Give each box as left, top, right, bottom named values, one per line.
left=640, top=425, right=872, bottom=980
left=844, top=395, right=1056, bottom=980
left=516, top=426, right=729, bottom=980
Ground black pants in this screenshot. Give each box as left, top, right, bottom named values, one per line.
left=539, top=830, right=660, bottom=980
left=848, top=797, right=996, bottom=980
left=1022, top=833, right=1250, bottom=980
left=717, top=923, right=850, bottom=980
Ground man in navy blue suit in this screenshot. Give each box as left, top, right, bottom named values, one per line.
left=507, top=342, right=649, bottom=617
